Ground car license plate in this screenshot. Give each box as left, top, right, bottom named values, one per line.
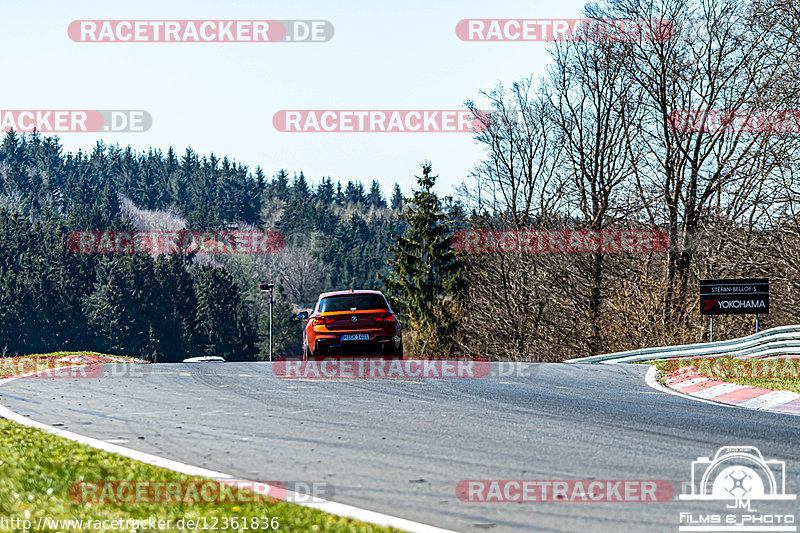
left=341, top=333, right=370, bottom=341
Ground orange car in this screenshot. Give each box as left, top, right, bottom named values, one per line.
left=297, top=290, right=403, bottom=359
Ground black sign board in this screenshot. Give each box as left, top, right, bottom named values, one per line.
left=699, top=278, right=769, bottom=316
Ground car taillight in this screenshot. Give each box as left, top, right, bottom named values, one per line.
left=373, top=313, right=396, bottom=323
left=312, top=316, right=336, bottom=326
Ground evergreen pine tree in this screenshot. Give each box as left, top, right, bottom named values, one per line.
left=390, top=183, right=404, bottom=210
left=380, top=163, right=463, bottom=357
left=367, top=180, right=387, bottom=208
left=83, top=255, right=158, bottom=358
left=335, top=182, right=345, bottom=206
left=194, top=265, right=255, bottom=360
left=151, top=254, right=198, bottom=362
left=292, top=171, right=311, bottom=202
left=316, top=177, right=335, bottom=204
left=270, top=169, right=290, bottom=201
left=344, top=181, right=365, bottom=205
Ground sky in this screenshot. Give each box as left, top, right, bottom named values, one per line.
left=0, top=0, right=589, bottom=197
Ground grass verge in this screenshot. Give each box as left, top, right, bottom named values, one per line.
left=0, top=418, right=400, bottom=532
left=0, top=352, right=147, bottom=379
left=647, top=357, right=800, bottom=394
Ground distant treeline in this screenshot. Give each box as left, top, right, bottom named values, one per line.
left=0, top=131, right=407, bottom=360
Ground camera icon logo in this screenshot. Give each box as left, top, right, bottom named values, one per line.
left=679, top=446, right=796, bottom=501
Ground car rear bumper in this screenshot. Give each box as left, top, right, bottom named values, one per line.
left=313, top=335, right=400, bottom=357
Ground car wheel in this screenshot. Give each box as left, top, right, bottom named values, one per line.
left=303, top=343, right=312, bottom=361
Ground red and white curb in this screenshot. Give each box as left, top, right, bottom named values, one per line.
left=0, top=365, right=457, bottom=533
left=660, top=366, right=800, bottom=415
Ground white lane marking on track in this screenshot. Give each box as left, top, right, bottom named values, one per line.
left=0, top=369, right=458, bottom=533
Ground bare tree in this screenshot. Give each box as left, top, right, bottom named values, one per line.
left=118, top=194, right=186, bottom=231
left=547, top=23, right=646, bottom=352
left=458, top=82, right=573, bottom=360
left=457, top=0, right=800, bottom=358
left=465, top=78, right=567, bottom=225
left=271, top=247, right=324, bottom=306
left=606, top=0, right=794, bottom=321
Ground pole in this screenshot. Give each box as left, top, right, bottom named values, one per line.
left=756, top=314, right=759, bottom=334
left=710, top=316, right=713, bottom=343
left=269, top=290, right=274, bottom=362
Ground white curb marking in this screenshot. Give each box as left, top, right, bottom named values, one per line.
left=689, top=383, right=746, bottom=399
left=643, top=365, right=800, bottom=417
left=671, top=377, right=709, bottom=390
left=643, top=366, right=738, bottom=407
left=739, top=390, right=800, bottom=410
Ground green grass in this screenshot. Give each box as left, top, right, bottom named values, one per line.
left=648, top=357, right=800, bottom=394
left=0, top=417, right=400, bottom=532
left=720, top=377, right=800, bottom=393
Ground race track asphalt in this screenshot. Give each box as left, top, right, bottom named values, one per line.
left=1, top=361, right=799, bottom=532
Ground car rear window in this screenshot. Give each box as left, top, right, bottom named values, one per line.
left=319, top=294, right=388, bottom=312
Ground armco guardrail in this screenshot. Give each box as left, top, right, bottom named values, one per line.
left=565, top=324, right=800, bottom=364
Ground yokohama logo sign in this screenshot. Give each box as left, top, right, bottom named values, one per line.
left=699, top=278, right=769, bottom=316
left=707, top=300, right=767, bottom=310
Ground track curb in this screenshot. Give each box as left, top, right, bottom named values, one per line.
left=646, top=364, right=800, bottom=416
